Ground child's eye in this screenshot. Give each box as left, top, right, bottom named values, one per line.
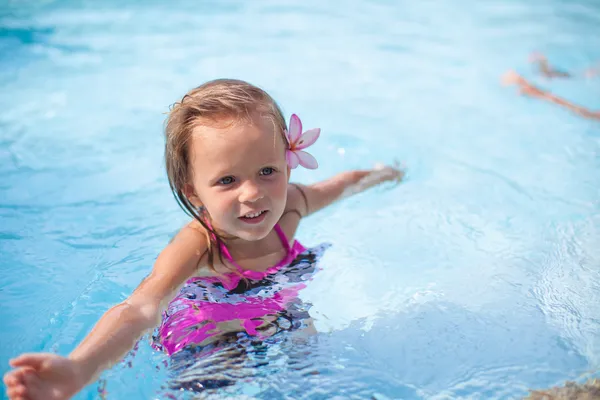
left=218, top=176, right=235, bottom=185
left=260, top=167, right=275, bottom=176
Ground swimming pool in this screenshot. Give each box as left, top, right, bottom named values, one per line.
left=1, top=0, right=599, bottom=398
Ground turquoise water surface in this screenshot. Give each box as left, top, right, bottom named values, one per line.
left=1, top=0, right=599, bottom=399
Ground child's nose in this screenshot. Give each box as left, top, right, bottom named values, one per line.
left=239, top=181, right=264, bottom=203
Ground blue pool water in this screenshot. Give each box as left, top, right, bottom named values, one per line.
left=1, top=0, right=599, bottom=398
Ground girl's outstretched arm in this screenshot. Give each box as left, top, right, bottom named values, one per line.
left=3, top=225, right=207, bottom=400
left=289, top=163, right=405, bottom=217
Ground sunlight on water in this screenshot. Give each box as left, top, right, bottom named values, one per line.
left=1, top=0, right=599, bottom=398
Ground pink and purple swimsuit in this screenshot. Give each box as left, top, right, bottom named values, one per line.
left=154, top=224, right=316, bottom=355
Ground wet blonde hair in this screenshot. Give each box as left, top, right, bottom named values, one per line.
left=164, top=79, right=287, bottom=273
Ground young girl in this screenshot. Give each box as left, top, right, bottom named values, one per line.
left=3, top=79, right=404, bottom=400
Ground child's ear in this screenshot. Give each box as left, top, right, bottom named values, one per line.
left=286, top=166, right=291, bottom=182
left=183, top=183, right=202, bottom=208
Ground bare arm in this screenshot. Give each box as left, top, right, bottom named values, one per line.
left=529, top=52, right=571, bottom=78
left=529, top=52, right=600, bottom=79
left=69, top=226, right=206, bottom=378
left=4, top=225, right=207, bottom=400
left=502, top=70, right=600, bottom=121
left=290, top=163, right=405, bottom=217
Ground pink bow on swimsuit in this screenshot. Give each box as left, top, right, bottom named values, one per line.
left=284, top=114, right=320, bottom=169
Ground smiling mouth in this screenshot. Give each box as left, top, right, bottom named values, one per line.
left=239, top=210, right=268, bottom=223
left=243, top=210, right=265, bottom=218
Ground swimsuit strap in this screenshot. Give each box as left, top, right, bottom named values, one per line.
left=203, top=219, right=244, bottom=273
left=214, top=223, right=293, bottom=275
left=273, top=223, right=292, bottom=253
left=218, top=241, right=240, bottom=270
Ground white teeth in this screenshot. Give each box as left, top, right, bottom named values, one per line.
left=244, top=211, right=264, bottom=218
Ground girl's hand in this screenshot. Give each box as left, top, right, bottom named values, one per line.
left=4, top=353, right=88, bottom=400
left=371, top=160, right=406, bottom=185
left=338, top=161, right=406, bottom=200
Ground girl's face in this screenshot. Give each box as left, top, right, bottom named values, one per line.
left=187, top=115, right=289, bottom=242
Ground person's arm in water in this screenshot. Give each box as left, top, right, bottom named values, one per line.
left=530, top=52, right=600, bottom=79
left=529, top=52, right=572, bottom=78
left=3, top=226, right=207, bottom=400
left=289, top=163, right=405, bottom=217
left=502, top=70, right=600, bottom=121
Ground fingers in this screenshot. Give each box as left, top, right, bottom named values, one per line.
left=9, top=354, right=48, bottom=370
left=6, top=384, right=26, bottom=399
left=5, top=368, right=30, bottom=386
left=4, top=365, right=45, bottom=400
left=370, top=161, right=406, bottom=186
left=4, top=370, right=18, bottom=386
left=4, top=369, right=28, bottom=400
left=393, top=159, right=406, bottom=181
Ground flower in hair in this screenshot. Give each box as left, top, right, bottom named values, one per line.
left=284, top=114, right=320, bottom=169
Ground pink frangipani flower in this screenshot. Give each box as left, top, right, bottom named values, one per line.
left=284, top=114, right=320, bottom=169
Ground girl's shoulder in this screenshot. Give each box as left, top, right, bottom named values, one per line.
left=138, top=221, right=211, bottom=299
left=162, top=220, right=213, bottom=276
left=277, top=183, right=308, bottom=243
left=170, top=220, right=235, bottom=278
left=285, top=183, right=309, bottom=216
left=169, top=220, right=208, bottom=251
